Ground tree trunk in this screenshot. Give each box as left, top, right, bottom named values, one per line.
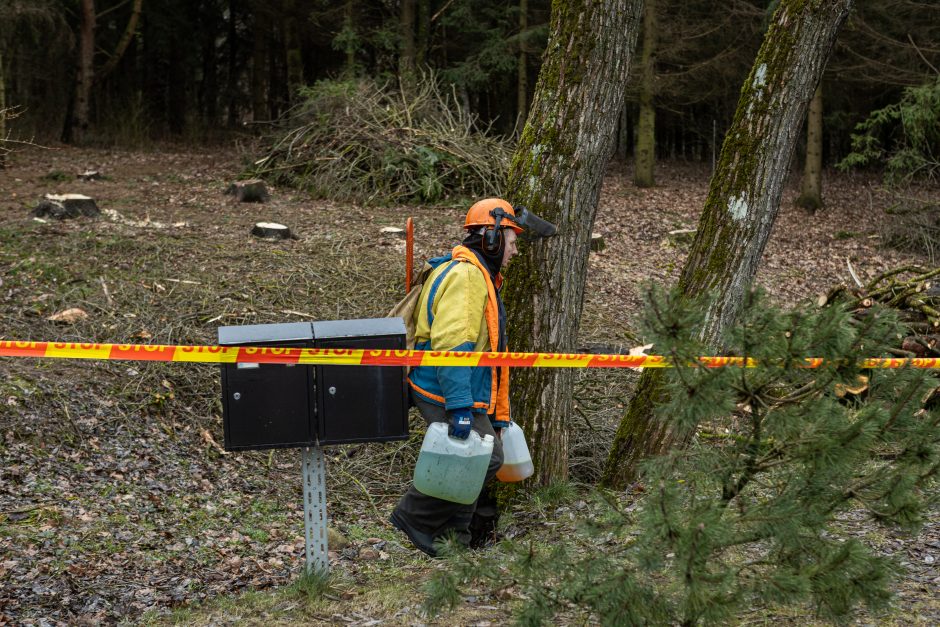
left=95, top=0, right=143, bottom=82
left=514, top=0, right=528, bottom=135
left=284, top=0, right=304, bottom=102
left=226, top=0, right=239, bottom=127
left=167, top=30, right=186, bottom=134
left=251, top=4, right=269, bottom=122
left=416, top=0, right=430, bottom=67
left=399, top=0, right=416, bottom=93
left=504, top=0, right=643, bottom=486
left=633, top=0, right=656, bottom=187
left=268, top=20, right=284, bottom=119
left=617, top=102, right=631, bottom=161
left=201, top=5, right=219, bottom=126
left=72, top=0, right=96, bottom=143
left=603, top=0, right=853, bottom=489
left=796, top=85, right=824, bottom=212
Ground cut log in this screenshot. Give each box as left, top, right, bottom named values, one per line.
left=901, top=335, right=940, bottom=357
left=667, top=228, right=696, bottom=246
left=31, top=194, right=100, bottom=219
left=78, top=170, right=101, bottom=181
left=590, top=232, right=606, bottom=252
left=226, top=179, right=269, bottom=203
left=251, top=222, right=291, bottom=240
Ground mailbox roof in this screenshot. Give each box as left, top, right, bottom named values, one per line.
left=313, top=317, right=406, bottom=339
left=218, top=321, right=313, bottom=345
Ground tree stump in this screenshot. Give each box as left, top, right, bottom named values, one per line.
left=31, top=194, right=100, bottom=219
left=227, top=179, right=270, bottom=203
left=667, top=228, right=696, bottom=245
left=380, top=226, right=406, bottom=239
left=251, top=222, right=291, bottom=240
left=590, top=232, right=606, bottom=252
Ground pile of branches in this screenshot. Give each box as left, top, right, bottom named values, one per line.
left=252, top=76, right=512, bottom=204
left=824, top=264, right=940, bottom=356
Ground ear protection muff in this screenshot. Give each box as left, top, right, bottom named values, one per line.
left=483, top=225, right=505, bottom=257
left=483, top=208, right=508, bottom=257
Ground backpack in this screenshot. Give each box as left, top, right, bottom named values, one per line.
left=387, top=262, right=433, bottom=351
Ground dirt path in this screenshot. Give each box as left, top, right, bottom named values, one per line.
left=1, top=145, right=937, bottom=625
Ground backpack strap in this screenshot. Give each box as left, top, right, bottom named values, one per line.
left=426, top=260, right=461, bottom=326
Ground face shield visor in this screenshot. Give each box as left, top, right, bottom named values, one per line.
left=491, top=206, right=558, bottom=240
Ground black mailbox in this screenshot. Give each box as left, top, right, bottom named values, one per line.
left=218, top=318, right=409, bottom=451
left=219, top=322, right=315, bottom=450
left=312, top=318, right=409, bottom=445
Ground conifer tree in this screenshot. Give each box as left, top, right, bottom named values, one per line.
left=427, top=289, right=940, bottom=625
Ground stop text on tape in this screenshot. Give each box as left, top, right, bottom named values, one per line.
left=2, top=340, right=940, bottom=369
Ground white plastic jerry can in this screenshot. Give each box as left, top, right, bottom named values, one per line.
left=413, top=422, right=495, bottom=504
left=496, top=421, right=534, bottom=482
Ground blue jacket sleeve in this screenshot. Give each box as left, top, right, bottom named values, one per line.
left=436, top=341, right=476, bottom=410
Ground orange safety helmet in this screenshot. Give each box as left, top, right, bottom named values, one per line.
left=464, top=198, right=524, bottom=234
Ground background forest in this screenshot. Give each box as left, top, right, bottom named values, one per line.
left=1, top=0, right=938, bottom=169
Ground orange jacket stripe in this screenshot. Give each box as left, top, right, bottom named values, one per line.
left=452, top=247, right=510, bottom=423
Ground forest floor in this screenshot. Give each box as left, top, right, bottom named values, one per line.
left=0, top=143, right=938, bottom=626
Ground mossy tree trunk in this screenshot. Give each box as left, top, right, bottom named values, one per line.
left=796, top=85, right=824, bottom=211
left=633, top=0, right=656, bottom=188
left=603, top=0, right=853, bottom=489
left=504, top=0, right=643, bottom=486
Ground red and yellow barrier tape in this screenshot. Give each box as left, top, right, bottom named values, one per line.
left=2, top=340, right=940, bottom=369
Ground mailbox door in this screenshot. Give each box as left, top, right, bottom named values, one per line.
left=314, top=334, right=409, bottom=444
left=221, top=359, right=314, bottom=451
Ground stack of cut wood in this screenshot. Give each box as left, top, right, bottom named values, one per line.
left=823, top=264, right=940, bottom=357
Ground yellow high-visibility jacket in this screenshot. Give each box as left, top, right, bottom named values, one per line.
left=408, top=245, right=510, bottom=428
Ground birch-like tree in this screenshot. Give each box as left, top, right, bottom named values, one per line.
left=504, top=0, right=643, bottom=485
left=604, top=0, right=855, bottom=488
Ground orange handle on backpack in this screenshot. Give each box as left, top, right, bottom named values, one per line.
left=405, top=217, right=414, bottom=294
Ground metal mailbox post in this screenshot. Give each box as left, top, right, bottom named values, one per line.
left=218, top=318, right=409, bottom=575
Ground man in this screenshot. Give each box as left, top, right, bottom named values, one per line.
left=390, top=197, right=556, bottom=556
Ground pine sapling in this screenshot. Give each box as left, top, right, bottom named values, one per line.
left=425, top=288, right=939, bottom=625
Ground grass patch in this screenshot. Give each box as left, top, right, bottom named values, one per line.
left=291, top=568, right=333, bottom=601
left=39, top=170, right=71, bottom=182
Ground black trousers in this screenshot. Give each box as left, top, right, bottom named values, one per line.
left=391, top=395, right=504, bottom=555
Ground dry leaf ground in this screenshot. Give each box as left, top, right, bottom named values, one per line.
left=0, top=145, right=937, bottom=626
